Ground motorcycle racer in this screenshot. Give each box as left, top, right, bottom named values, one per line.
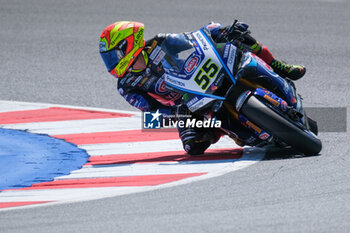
left=99, top=21, right=306, bottom=155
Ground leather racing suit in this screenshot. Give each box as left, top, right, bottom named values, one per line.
left=118, top=22, right=270, bottom=155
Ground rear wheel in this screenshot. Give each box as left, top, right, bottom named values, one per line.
left=240, top=95, right=322, bottom=156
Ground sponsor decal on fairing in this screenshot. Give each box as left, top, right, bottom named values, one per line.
left=155, top=78, right=168, bottom=94
left=184, top=55, right=200, bottom=74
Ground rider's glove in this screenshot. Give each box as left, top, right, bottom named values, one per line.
left=235, top=22, right=249, bottom=32
left=217, top=20, right=250, bottom=43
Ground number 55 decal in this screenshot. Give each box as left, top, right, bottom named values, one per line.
left=194, top=58, right=219, bottom=90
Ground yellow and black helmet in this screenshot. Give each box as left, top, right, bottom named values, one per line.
left=99, top=21, right=145, bottom=78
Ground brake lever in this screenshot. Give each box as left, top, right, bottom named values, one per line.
left=223, top=20, right=238, bottom=42
left=229, top=30, right=251, bottom=43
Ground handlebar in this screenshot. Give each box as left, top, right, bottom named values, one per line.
left=224, top=20, right=251, bottom=43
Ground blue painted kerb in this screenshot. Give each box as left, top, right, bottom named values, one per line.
left=0, top=128, right=89, bottom=191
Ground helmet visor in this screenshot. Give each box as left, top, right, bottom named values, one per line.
left=100, top=49, right=124, bottom=72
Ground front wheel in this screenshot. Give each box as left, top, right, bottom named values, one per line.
left=240, top=95, right=322, bottom=156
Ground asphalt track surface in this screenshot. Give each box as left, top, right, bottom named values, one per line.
left=0, top=0, right=349, bottom=232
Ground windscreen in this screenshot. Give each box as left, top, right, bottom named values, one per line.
left=160, top=33, right=196, bottom=72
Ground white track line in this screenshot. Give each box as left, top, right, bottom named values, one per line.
left=0, top=117, right=142, bottom=135
left=0, top=100, right=265, bottom=211
left=0, top=103, right=48, bottom=113
left=81, top=136, right=236, bottom=156
left=0, top=148, right=264, bottom=206
left=0, top=187, right=151, bottom=202
left=55, top=160, right=240, bottom=180
left=0, top=100, right=141, bottom=116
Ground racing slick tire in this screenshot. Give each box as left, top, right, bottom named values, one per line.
left=240, top=95, right=322, bottom=156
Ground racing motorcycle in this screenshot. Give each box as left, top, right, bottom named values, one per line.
left=163, top=22, right=322, bottom=156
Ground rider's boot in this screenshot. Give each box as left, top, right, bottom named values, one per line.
left=179, top=128, right=222, bottom=156
left=270, top=58, right=306, bottom=81
left=251, top=42, right=306, bottom=80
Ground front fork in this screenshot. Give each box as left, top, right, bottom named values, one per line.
left=225, top=83, right=294, bottom=143
left=224, top=101, right=272, bottom=143
left=231, top=85, right=307, bottom=144
left=221, top=76, right=307, bottom=144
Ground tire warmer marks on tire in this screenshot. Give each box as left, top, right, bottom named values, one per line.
left=0, top=101, right=264, bottom=210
